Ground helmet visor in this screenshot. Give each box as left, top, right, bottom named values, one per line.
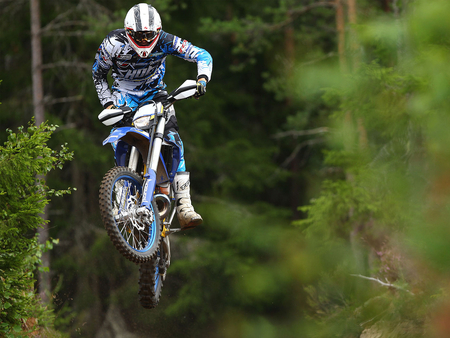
left=126, top=29, right=160, bottom=46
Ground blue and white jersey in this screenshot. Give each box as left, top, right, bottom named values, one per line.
left=92, top=29, right=213, bottom=108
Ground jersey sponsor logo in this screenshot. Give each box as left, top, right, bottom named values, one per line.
left=177, top=39, right=189, bottom=54
left=117, top=53, right=132, bottom=60
left=124, top=66, right=156, bottom=80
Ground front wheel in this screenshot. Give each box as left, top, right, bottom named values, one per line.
left=99, top=166, right=161, bottom=264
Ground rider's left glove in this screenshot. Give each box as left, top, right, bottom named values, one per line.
left=194, top=79, right=207, bottom=99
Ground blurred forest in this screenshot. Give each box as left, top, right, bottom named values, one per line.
left=2, top=0, right=450, bottom=337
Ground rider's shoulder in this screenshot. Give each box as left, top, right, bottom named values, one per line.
left=158, top=31, right=189, bottom=52
left=158, top=30, right=175, bottom=44
left=101, top=29, right=128, bottom=55
left=105, top=29, right=127, bottom=42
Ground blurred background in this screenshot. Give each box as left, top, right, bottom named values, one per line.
left=2, top=0, right=450, bottom=337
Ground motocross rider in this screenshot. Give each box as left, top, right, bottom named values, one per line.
left=92, top=3, right=212, bottom=230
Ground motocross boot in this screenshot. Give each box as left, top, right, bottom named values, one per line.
left=174, top=172, right=203, bottom=230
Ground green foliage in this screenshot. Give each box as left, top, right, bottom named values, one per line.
left=7, top=0, right=450, bottom=337
left=0, top=121, right=73, bottom=336
left=292, top=0, right=450, bottom=336
left=163, top=200, right=305, bottom=337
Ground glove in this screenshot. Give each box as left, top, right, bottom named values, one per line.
left=194, top=79, right=207, bottom=99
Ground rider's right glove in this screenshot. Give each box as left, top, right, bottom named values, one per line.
left=194, top=79, right=207, bottom=99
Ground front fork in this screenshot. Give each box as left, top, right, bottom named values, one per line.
left=132, top=114, right=181, bottom=235
left=138, top=115, right=166, bottom=214
left=128, top=146, right=139, bottom=172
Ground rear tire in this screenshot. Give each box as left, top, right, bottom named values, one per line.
left=99, top=166, right=161, bottom=264
left=138, top=256, right=163, bottom=309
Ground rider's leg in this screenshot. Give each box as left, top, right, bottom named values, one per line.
left=110, top=90, right=140, bottom=109
left=173, top=171, right=203, bottom=229
left=110, top=88, right=160, bottom=109
left=164, top=116, right=203, bottom=230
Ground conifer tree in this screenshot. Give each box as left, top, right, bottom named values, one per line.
left=0, top=121, right=73, bottom=336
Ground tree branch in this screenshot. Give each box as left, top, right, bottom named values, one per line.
left=41, top=20, right=89, bottom=32
left=55, top=123, right=77, bottom=132
left=350, top=274, right=414, bottom=295
left=268, top=1, right=336, bottom=31
left=272, top=127, right=330, bottom=139
left=300, top=52, right=337, bottom=67
left=288, top=1, right=336, bottom=16
left=41, top=0, right=111, bottom=33
left=42, top=61, right=90, bottom=70
left=44, top=95, right=83, bottom=105
left=42, top=31, right=91, bottom=37
left=281, top=138, right=325, bottom=168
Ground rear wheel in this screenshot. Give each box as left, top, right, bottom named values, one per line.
left=138, top=256, right=163, bottom=309
left=99, top=166, right=161, bottom=264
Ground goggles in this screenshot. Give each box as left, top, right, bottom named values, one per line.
left=126, top=28, right=160, bottom=46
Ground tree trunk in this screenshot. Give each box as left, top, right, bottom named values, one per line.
left=31, top=0, right=50, bottom=304
left=347, top=0, right=357, bottom=24
left=346, top=0, right=367, bottom=147
left=347, top=0, right=361, bottom=69
left=335, top=0, right=347, bottom=73
left=31, top=0, right=44, bottom=126
left=283, top=14, right=302, bottom=217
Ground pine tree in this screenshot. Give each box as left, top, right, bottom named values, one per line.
left=0, top=121, right=73, bottom=336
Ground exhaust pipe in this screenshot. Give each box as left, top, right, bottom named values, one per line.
left=154, top=193, right=171, bottom=220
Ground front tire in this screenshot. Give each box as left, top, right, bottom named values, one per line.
left=99, top=166, right=161, bottom=264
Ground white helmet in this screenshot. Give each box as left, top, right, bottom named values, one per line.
left=124, top=3, right=162, bottom=57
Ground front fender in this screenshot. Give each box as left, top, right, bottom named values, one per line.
left=102, top=127, right=150, bottom=146
left=103, top=127, right=151, bottom=167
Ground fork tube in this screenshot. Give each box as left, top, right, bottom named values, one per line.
left=146, top=124, right=156, bottom=171
left=148, top=116, right=166, bottom=172
left=141, top=116, right=166, bottom=209
left=128, top=146, right=139, bottom=171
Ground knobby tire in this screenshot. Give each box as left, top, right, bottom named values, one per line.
left=138, top=256, right=163, bottom=309
left=99, top=166, right=161, bottom=264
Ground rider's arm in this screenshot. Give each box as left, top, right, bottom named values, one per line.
left=163, top=32, right=213, bottom=83
left=92, top=37, right=115, bottom=108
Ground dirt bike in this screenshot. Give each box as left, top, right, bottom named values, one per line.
left=97, top=80, right=198, bottom=309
